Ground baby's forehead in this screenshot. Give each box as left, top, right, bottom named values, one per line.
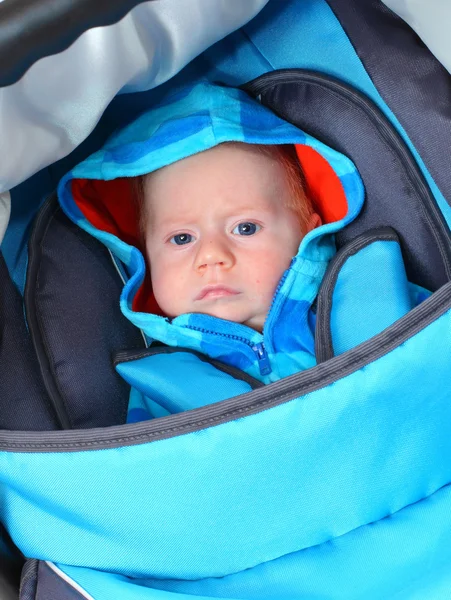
left=152, top=197, right=276, bottom=227
left=142, top=142, right=289, bottom=222
left=145, top=142, right=282, bottom=188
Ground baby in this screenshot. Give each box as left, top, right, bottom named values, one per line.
left=60, top=81, right=363, bottom=414
left=135, top=142, right=321, bottom=333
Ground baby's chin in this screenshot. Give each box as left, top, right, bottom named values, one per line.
left=189, top=303, right=266, bottom=332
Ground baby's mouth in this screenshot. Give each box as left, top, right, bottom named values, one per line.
left=195, top=285, right=241, bottom=301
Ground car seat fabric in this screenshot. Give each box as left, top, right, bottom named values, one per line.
left=1, top=1, right=451, bottom=599
left=326, top=0, right=451, bottom=213
left=19, top=560, right=96, bottom=600
left=0, top=251, right=58, bottom=432
left=24, top=195, right=145, bottom=429
left=4, top=77, right=447, bottom=598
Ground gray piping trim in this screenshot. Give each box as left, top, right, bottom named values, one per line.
left=315, top=227, right=401, bottom=363
left=0, top=281, right=450, bottom=452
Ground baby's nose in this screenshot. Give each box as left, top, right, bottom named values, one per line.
left=194, top=238, right=234, bottom=272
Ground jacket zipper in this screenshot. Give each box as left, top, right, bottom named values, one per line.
left=108, top=241, right=276, bottom=376
left=184, top=326, right=272, bottom=377
left=252, top=342, right=271, bottom=376
left=244, top=70, right=451, bottom=281
left=261, top=269, right=289, bottom=334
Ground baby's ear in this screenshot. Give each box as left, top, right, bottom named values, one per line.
left=305, top=212, right=322, bottom=233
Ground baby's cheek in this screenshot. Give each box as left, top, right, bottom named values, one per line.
left=150, top=265, right=171, bottom=307
left=252, top=276, right=275, bottom=306
left=155, top=263, right=194, bottom=317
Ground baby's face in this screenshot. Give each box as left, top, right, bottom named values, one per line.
left=144, top=144, right=305, bottom=332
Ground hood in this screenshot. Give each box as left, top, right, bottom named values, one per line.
left=58, top=81, right=364, bottom=383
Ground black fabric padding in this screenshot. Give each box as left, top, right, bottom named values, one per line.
left=326, top=0, right=451, bottom=207
left=20, top=561, right=86, bottom=600
left=0, top=252, right=58, bottom=431
left=246, top=72, right=451, bottom=291
left=25, top=196, right=145, bottom=429
left=0, top=0, right=151, bottom=87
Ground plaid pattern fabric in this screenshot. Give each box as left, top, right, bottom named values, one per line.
left=58, top=81, right=364, bottom=385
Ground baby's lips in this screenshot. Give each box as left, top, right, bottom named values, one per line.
left=195, top=285, right=240, bottom=301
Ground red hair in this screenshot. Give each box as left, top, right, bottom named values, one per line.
left=255, top=143, right=314, bottom=232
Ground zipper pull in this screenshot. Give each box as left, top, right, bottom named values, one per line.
left=252, top=342, right=272, bottom=376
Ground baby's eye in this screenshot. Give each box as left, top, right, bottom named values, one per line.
left=169, top=233, right=194, bottom=245
left=232, top=222, right=261, bottom=236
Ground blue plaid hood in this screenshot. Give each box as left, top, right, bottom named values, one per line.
left=58, top=81, right=364, bottom=384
